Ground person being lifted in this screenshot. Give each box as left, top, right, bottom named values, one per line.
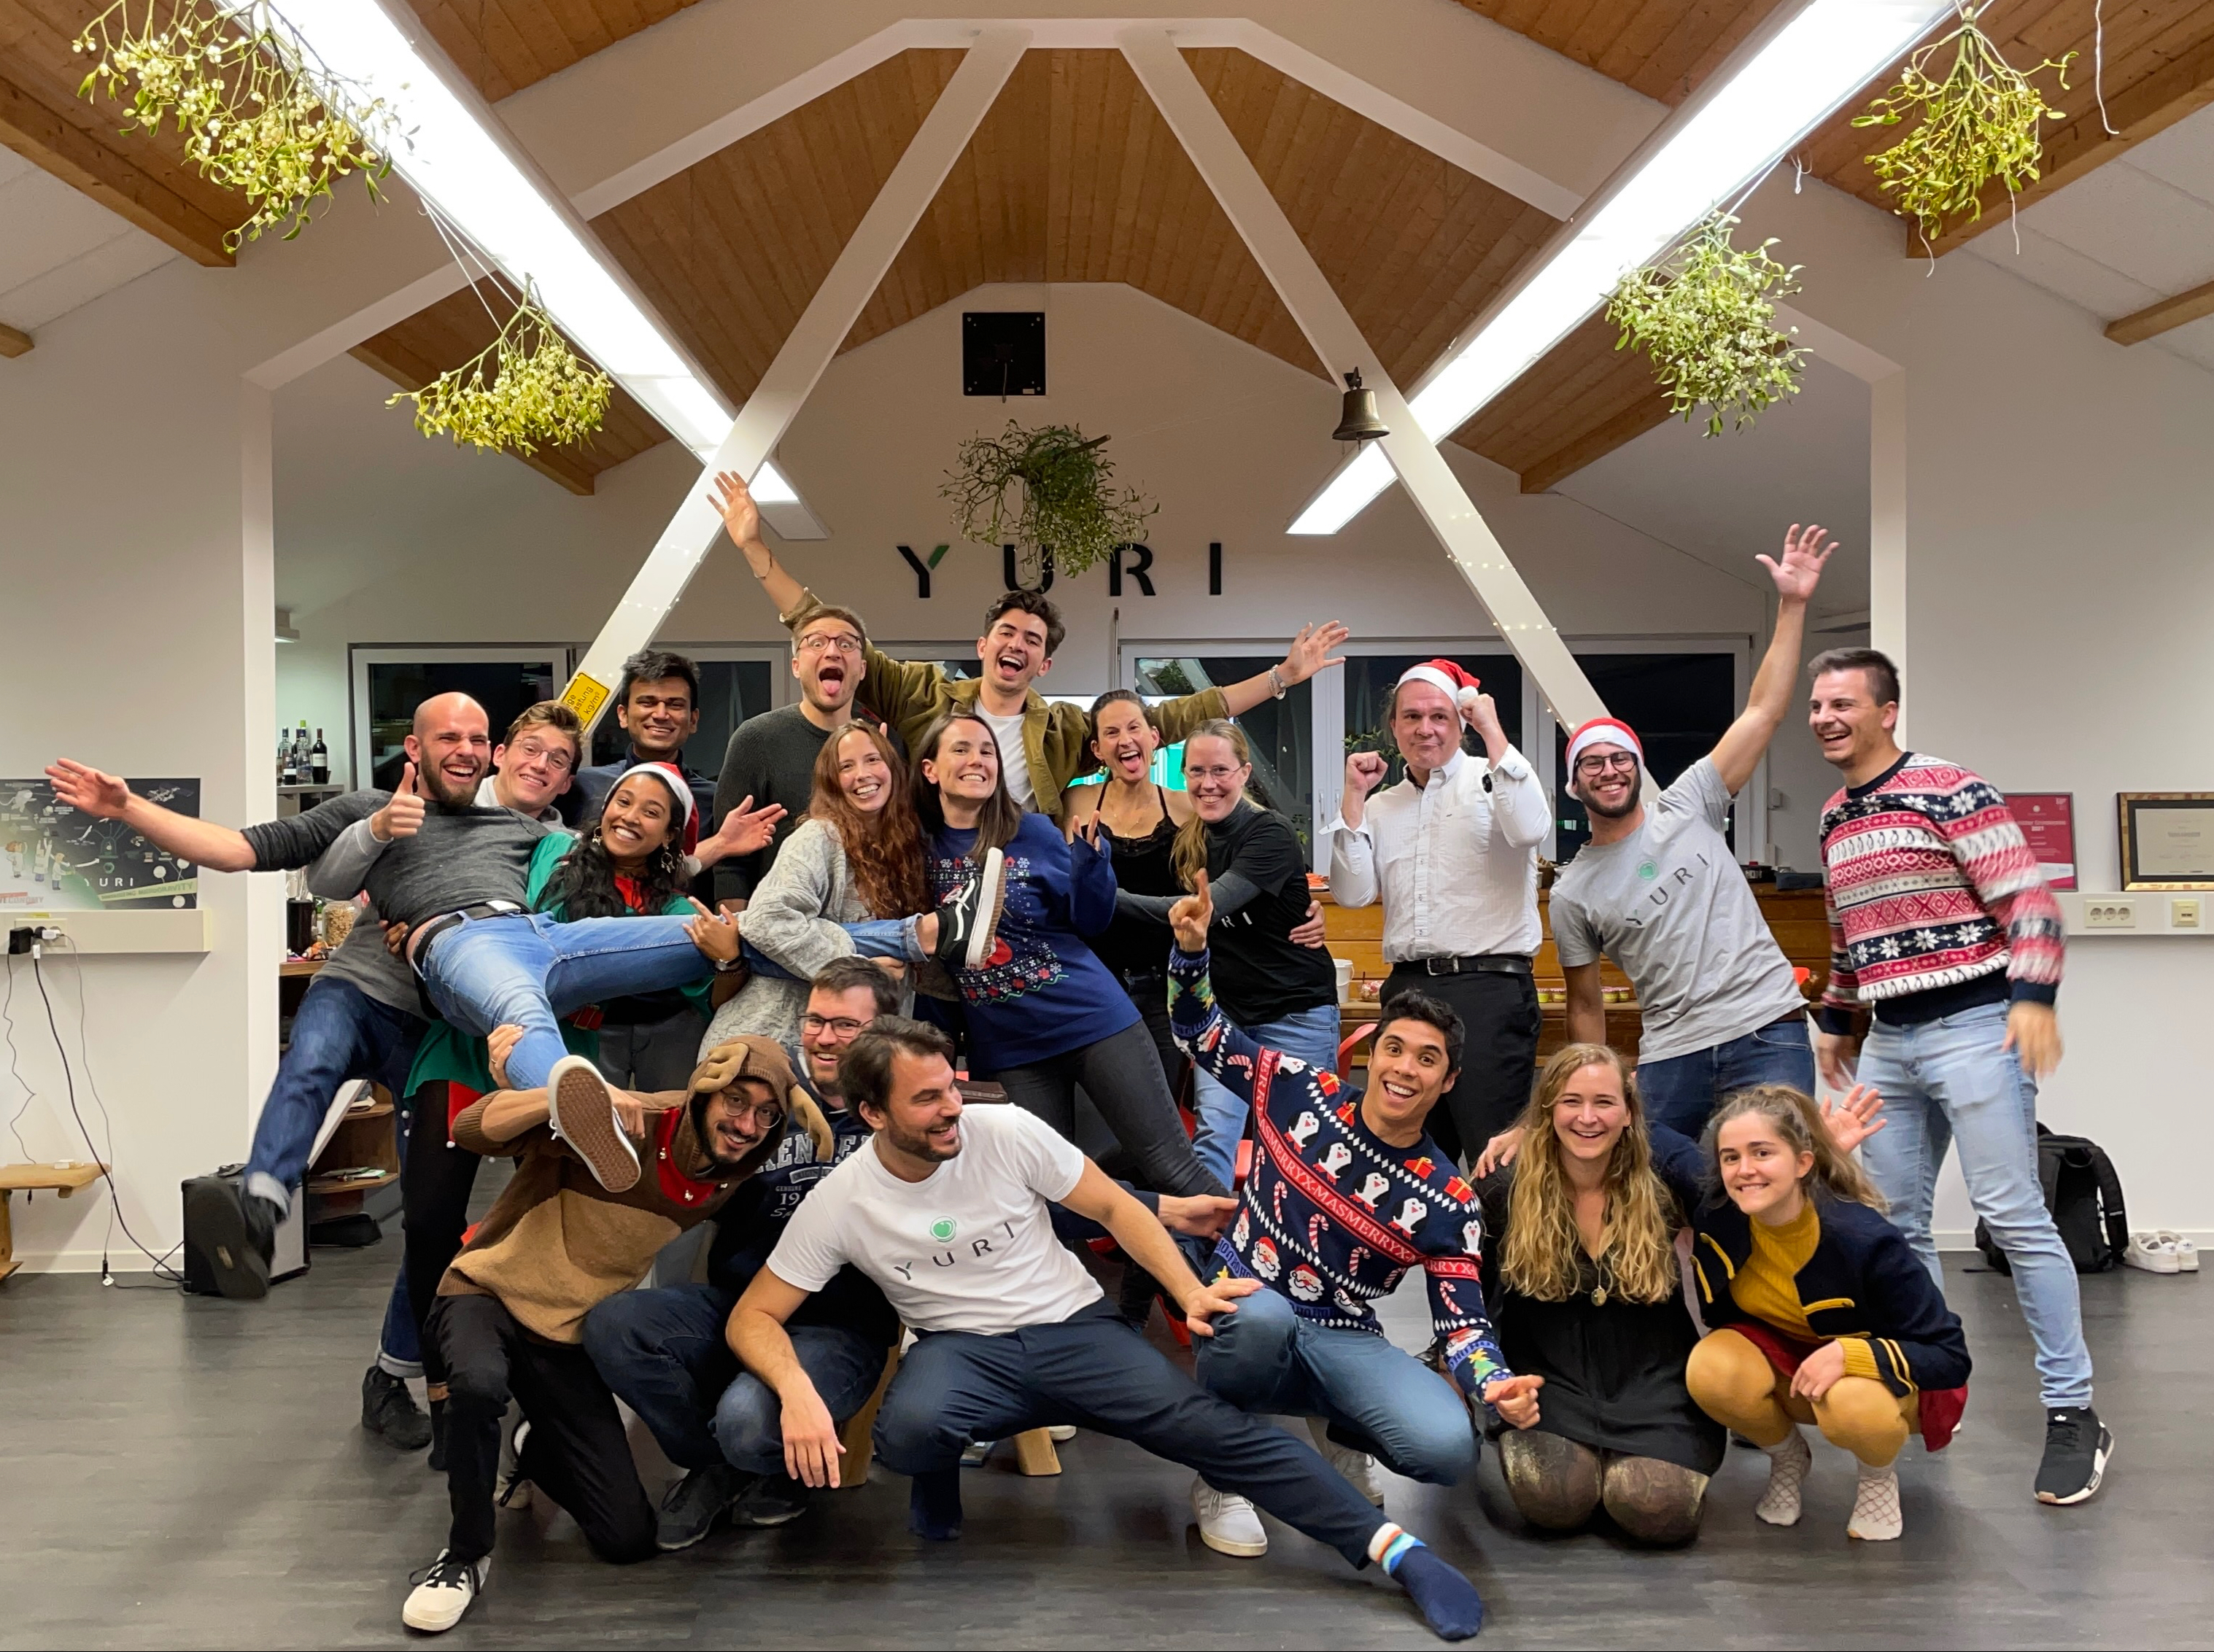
left=708, top=470, right=1348, bottom=822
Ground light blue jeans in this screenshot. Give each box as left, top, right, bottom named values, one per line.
left=1191, top=1001, right=1342, bottom=1188
left=740, top=918, right=924, bottom=982
left=1195, top=1287, right=1476, bottom=1484
left=422, top=912, right=711, bottom=1092
left=1856, top=1001, right=2094, bottom=1410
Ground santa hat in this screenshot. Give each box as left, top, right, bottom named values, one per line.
left=614, top=761, right=699, bottom=855
left=1396, top=659, right=1481, bottom=700
left=1564, top=718, right=1643, bottom=777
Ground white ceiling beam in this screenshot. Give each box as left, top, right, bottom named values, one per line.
left=562, top=26, right=1032, bottom=733
left=1118, top=25, right=1610, bottom=737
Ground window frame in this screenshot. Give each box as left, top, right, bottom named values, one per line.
left=348, top=643, right=573, bottom=791
left=573, top=642, right=794, bottom=776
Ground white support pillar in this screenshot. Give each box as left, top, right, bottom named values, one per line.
left=562, top=26, right=1031, bottom=731
left=1117, top=27, right=1611, bottom=735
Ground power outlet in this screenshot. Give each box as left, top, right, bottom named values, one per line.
left=2173, top=899, right=2202, bottom=929
left=2085, top=900, right=2137, bottom=929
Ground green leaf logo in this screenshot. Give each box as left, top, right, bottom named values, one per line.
left=1636, top=860, right=1659, bottom=881
left=929, top=1217, right=957, bottom=1243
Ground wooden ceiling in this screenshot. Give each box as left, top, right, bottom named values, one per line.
left=7, top=1, right=2214, bottom=495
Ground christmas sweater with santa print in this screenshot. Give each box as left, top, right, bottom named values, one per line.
left=1168, top=943, right=1511, bottom=1397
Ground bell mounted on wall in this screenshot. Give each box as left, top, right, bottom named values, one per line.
left=1333, top=368, right=1389, bottom=443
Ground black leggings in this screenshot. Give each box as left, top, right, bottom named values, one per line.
left=404, top=1082, right=485, bottom=1389
left=996, top=1020, right=1224, bottom=1198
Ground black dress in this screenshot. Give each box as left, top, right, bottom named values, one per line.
left=1094, top=786, right=1187, bottom=1094
left=1476, top=1170, right=1725, bottom=1475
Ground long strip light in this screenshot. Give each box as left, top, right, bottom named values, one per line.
left=1288, top=0, right=1951, bottom=535
left=263, top=0, right=803, bottom=504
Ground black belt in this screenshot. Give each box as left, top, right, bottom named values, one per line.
left=1397, top=953, right=1533, bottom=978
left=409, top=900, right=525, bottom=975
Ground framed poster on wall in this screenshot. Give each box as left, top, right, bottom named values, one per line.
left=2007, top=793, right=2076, bottom=891
left=2118, top=793, right=2214, bottom=890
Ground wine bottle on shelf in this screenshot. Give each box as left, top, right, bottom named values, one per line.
left=280, top=729, right=299, bottom=786
left=309, top=729, right=330, bottom=786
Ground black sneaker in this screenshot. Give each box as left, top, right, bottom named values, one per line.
left=731, top=1472, right=810, bottom=1527
left=2035, top=1406, right=2113, bottom=1505
left=427, top=1398, right=449, bottom=1472
left=401, top=1549, right=488, bottom=1634
left=657, top=1462, right=743, bottom=1551
left=361, top=1365, right=432, bottom=1451
left=185, top=1179, right=278, bottom=1300
left=932, top=847, right=1007, bottom=969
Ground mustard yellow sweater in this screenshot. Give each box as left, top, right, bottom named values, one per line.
left=1730, top=1201, right=1881, bottom=1382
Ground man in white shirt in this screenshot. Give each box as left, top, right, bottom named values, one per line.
left=1328, top=662, right=1549, bottom=1162
left=727, top=1018, right=1490, bottom=1643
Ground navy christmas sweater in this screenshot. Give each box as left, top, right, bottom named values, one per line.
left=1169, top=944, right=1511, bottom=1397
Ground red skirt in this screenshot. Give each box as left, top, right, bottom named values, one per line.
left=1730, top=1320, right=1967, bottom=1452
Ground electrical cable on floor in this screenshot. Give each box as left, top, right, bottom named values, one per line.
left=3, top=953, right=34, bottom=1161
left=28, top=941, right=185, bottom=1290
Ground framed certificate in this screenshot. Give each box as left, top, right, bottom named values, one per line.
left=2118, top=793, right=2214, bottom=889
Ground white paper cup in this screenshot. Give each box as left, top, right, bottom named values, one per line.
left=1334, top=957, right=1353, bottom=1004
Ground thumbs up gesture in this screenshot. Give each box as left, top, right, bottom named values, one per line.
left=370, top=762, right=427, bottom=843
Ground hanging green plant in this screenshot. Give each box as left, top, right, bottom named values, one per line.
left=390, top=286, right=613, bottom=456
left=1606, top=212, right=1804, bottom=438
left=73, top=0, right=392, bottom=249
left=941, top=422, right=1157, bottom=578
left=1852, top=3, right=2075, bottom=249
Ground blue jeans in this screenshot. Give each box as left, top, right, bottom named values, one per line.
left=1191, top=1001, right=1341, bottom=1187
left=1196, top=1287, right=1476, bottom=1485
left=1637, top=1015, right=1815, bottom=1139
left=875, top=1300, right=1387, bottom=1568
left=1855, top=1002, right=2094, bottom=1410
left=741, top=918, right=922, bottom=982
left=245, top=974, right=426, bottom=1370
left=581, top=1284, right=886, bottom=1475
left=421, top=912, right=711, bottom=1092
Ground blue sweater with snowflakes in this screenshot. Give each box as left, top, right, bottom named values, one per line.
left=1169, top=944, right=1512, bottom=1397
left=928, top=814, right=1139, bottom=1072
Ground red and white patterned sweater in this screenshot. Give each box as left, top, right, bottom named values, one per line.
left=1815, top=752, right=2063, bottom=1034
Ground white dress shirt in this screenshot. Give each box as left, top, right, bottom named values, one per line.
left=1325, top=747, right=1549, bottom=963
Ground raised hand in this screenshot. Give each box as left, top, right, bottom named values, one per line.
left=694, top=794, right=787, bottom=866
left=370, top=763, right=425, bottom=842
left=1280, top=620, right=1350, bottom=686
left=1168, top=869, right=1214, bottom=954
left=1483, top=1372, right=1545, bottom=1430
left=1819, top=1083, right=1887, bottom=1155
left=710, top=469, right=762, bottom=548
left=1344, top=750, right=1389, bottom=799
left=686, top=896, right=742, bottom=963
left=45, top=759, right=131, bottom=819
left=1756, top=522, right=1836, bottom=605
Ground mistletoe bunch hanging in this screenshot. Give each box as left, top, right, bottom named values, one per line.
left=942, top=422, right=1157, bottom=578
left=73, top=0, right=392, bottom=249
left=1606, top=212, right=1804, bottom=438
left=1854, top=3, right=2075, bottom=248
left=390, top=287, right=613, bottom=456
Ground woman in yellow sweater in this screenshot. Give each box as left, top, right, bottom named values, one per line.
left=1685, top=1085, right=1972, bottom=1543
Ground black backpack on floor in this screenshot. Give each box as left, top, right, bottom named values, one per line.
left=1975, top=1124, right=2128, bottom=1275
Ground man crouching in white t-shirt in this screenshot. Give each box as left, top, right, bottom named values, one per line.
left=727, top=1017, right=1492, bottom=1640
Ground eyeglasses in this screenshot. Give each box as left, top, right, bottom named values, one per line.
left=802, top=1014, right=868, bottom=1039
left=716, top=1095, right=786, bottom=1128
left=1574, top=753, right=1638, bottom=776
left=1185, top=764, right=1247, bottom=783
left=511, top=737, right=576, bottom=774
left=798, top=634, right=862, bottom=656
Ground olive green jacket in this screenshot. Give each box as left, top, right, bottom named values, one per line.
left=782, top=586, right=1230, bottom=826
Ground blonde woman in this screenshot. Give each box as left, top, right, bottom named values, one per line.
left=1686, top=1085, right=1970, bottom=1543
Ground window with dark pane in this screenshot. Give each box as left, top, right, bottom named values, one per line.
left=367, top=659, right=559, bottom=791
left=1554, top=654, right=1738, bottom=862
left=589, top=659, right=775, bottom=778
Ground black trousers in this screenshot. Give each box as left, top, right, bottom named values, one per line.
left=996, top=1020, right=1225, bottom=1199
left=427, top=1292, right=657, bottom=1566
left=1382, top=965, right=1540, bottom=1166
left=404, top=1083, right=484, bottom=1388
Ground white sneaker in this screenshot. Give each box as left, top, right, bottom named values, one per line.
left=496, top=1420, right=532, bottom=1510
left=1848, top=1462, right=1903, bottom=1541
left=2124, top=1232, right=2182, bottom=1274
left=401, top=1550, right=489, bottom=1632
left=547, top=1055, right=640, bottom=1193
left=1754, top=1429, right=1811, bottom=1527
left=1307, top=1416, right=1384, bottom=1507
left=1046, top=1424, right=1077, bottom=1442
left=2156, top=1229, right=2199, bottom=1273
left=1191, top=1477, right=1268, bottom=1556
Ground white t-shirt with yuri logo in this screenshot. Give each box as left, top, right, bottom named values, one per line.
left=765, top=1103, right=1102, bottom=1335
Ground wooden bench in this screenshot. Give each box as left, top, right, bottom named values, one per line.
left=0, top=1162, right=106, bottom=1281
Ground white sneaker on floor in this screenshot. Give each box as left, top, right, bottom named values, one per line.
left=1192, top=1477, right=1268, bottom=1556
left=2155, top=1229, right=2199, bottom=1272
left=1848, top=1463, right=1903, bottom=1541
left=2124, top=1232, right=2182, bottom=1273
left=1046, top=1424, right=1077, bottom=1442
left=402, top=1550, right=489, bottom=1632
left=1307, top=1416, right=1384, bottom=1507
left=1755, top=1429, right=1811, bottom=1527
left=547, top=1055, right=640, bottom=1193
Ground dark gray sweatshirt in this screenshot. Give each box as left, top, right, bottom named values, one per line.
left=241, top=791, right=553, bottom=929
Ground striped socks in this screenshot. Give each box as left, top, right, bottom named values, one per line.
left=1369, top=1524, right=1485, bottom=1640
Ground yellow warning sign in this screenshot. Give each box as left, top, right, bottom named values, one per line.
left=560, top=671, right=612, bottom=726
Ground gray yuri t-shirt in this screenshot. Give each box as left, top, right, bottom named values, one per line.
left=1548, top=758, right=1805, bottom=1063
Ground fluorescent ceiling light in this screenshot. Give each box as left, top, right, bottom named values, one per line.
left=1289, top=0, right=1951, bottom=535
left=264, top=0, right=818, bottom=517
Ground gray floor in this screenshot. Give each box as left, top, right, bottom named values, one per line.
left=1, top=1224, right=2204, bottom=1650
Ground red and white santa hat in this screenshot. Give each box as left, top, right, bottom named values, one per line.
left=1564, top=717, right=1643, bottom=776
left=1396, top=659, right=1482, bottom=699
left=614, top=761, right=699, bottom=855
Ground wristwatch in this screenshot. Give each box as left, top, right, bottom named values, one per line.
left=1268, top=664, right=1288, bottom=700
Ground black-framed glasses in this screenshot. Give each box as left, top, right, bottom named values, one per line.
left=1575, top=753, right=1638, bottom=776
left=802, top=1014, right=868, bottom=1039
